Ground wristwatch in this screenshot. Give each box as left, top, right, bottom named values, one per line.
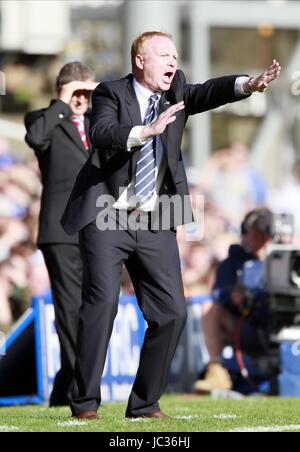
left=245, top=76, right=255, bottom=94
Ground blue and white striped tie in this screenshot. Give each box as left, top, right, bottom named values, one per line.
left=134, top=94, right=159, bottom=204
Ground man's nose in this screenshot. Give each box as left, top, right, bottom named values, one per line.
left=78, top=94, right=86, bottom=102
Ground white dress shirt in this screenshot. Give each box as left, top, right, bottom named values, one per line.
left=114, top=79, right=168, bottom=212
left=113, top=76, right=251, bottom=212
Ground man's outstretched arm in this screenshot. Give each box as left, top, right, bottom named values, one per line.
left=183, top=59, right=281, bottom=116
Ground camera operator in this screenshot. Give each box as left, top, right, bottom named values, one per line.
left=194, top=208, right=274, bottom=393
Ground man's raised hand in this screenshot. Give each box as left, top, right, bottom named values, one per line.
left=59, top=80, right=99, bottom=105
left=140, top=101, right=185, bottom=141
left=245, top=59, right=281, bottom=93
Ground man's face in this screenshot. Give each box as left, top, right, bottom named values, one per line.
left=136, top=36, right=178, bottom=92
left=69, top=80, right=93, bottom=116
left=246, top=225, right=271, bottom=257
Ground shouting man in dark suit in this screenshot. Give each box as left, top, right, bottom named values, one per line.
left=62, top=32, right=281, bottom=420
left=24, top=62, right=98, bottom=406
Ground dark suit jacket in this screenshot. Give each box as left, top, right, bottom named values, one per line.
left=25, top=99, right=92, bottom=245
left=61, top=70, right=249, bottom=235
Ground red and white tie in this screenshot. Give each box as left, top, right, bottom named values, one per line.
left=72, top=116, right=89, bottom=150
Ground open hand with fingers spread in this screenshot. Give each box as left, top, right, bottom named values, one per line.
left=244, top=59, right=281, bottom=93
left=140, top=100, right=185, bottom=141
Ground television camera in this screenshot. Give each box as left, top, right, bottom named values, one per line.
left=238, top=213, right=300, bottom=383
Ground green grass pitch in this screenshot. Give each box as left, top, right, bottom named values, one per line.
left=1, top=395, right=300, bottom=432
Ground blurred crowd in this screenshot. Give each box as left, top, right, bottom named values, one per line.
left=0, top=137, right=50, bottom=330
left=179, top=142, right=268, bottom=298
left=1, top=134, right=300, bottom=332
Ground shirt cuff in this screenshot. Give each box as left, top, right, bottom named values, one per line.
left=235, top=76, right=251, bottom=96
left=127, top=126, right=147, bottom=152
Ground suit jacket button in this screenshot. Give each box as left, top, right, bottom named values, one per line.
left=58, top=114, right=64, bottom=119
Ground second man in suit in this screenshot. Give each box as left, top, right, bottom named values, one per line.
left=25, top=62, right=98, bottom=406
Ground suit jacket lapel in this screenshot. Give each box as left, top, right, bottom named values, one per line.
left=60, top=119, right=88, bottom=158
left=159, top=93, right=169, bottom=162
left=126, top=77, right=143, bottom=175
left=126, top=78, right=142, bottom=126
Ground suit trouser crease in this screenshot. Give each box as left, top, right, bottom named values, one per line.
left=40, top=244, right=83, bottom=404
left=71, top=221, right=187, bottom=416
left=125, top=247, right=187, bottom=417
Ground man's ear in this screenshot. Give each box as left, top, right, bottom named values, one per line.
left=135, top=54, right=144, bottom=70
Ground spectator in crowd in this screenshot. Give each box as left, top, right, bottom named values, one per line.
left=182, top=242, right=217, bottom=297
left=24, top=62, right=98, bottom=407
left=194, top=208, right=273, bottom=393
left=0, top=138, right=17, bottom=169
left=200, top=143, right=268, bottom=231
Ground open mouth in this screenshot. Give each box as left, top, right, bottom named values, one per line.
left=164, top=72, right=174, bottom=82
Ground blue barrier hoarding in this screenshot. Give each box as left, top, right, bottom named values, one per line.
left=0, top=294, right=209, bottom=405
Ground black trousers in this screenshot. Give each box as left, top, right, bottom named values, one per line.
left=40, top=244, right=83, bottom=406
left=71, top=221, right=187, bottom=417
